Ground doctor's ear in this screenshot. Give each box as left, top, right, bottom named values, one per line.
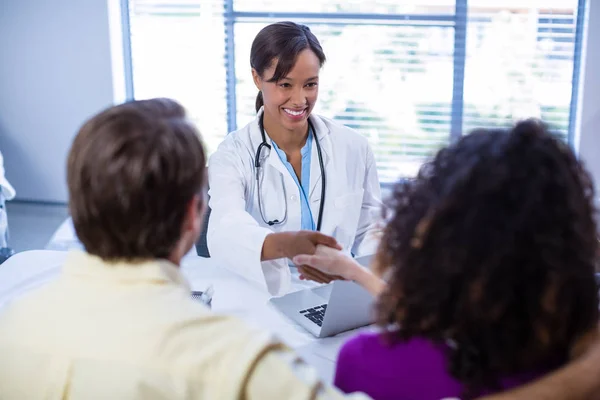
left=252, top=68, right=262, bottom=91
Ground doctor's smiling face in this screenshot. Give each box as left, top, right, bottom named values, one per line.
left=253, top=49, right=321, bottom=134
left=250, top=22, right=326, bottom=138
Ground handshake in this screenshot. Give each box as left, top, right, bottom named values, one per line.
left=279, top=230, right=357, bottom=284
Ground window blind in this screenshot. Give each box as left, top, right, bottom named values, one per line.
left=463, top=1, right=581, bottom=142
left=126, top=0, right=586, bottom=181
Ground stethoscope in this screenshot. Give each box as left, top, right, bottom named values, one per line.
left=254, top=113, right=326, bottom=231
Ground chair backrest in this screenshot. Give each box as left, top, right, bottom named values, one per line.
left=195, top=206, right=211, bottom=258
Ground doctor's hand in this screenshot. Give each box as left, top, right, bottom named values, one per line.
left=262, top=231, right=343, bottom=284
left=286, top=232, right=344, bottom=284
left=262, top=231, right=341, bottom=262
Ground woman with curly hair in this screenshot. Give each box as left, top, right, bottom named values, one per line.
left=294, top=119, right=599, bottom=400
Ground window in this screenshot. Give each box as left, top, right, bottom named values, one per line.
left=125, top=0, right=586, bottom=182
left=127, top=0, right=227, bottom=154
left=463, top=0, right=583, bottom=142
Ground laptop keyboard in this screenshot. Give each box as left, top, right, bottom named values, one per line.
left=299, top=304, right=327, bottom=327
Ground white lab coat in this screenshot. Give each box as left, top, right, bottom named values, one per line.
left=207, top=109, right=382, bottom=296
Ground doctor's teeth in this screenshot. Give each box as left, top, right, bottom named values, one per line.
left=284, top=109, right=304, bottom=116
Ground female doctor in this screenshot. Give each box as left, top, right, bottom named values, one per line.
left=207, top=21, right=382, bottom=296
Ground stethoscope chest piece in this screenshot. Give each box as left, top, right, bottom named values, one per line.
left=254, top=113, right=326, bottom=231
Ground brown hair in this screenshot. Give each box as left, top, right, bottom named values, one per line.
left=377, top=120, right=599, bottom=398
left=67, top=98, right=206, bottom=261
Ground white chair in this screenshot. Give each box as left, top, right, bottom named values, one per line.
left=0, top=193, right=14, bottom=264
left=0, top=150, right=16, bottom=264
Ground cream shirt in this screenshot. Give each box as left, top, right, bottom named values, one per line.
left=0, top=251, right=369, bottom=399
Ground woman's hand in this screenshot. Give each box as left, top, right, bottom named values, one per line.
left=296, top=265, right=344, bottom=284
left=284, top=233, right=344, bottom=284
left=293, top=245, right=359, bottom=280
left=294, top=245, right=386, bottom=296
left=261, top=231, right=345, bottom=284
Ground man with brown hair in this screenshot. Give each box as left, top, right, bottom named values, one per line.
left=0, top=98, right=360, bottom=399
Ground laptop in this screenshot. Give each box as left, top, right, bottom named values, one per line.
left=269, top=255, right=375, bottom=338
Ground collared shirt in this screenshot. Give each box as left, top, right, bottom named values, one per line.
left=271, top=128, right=316, bottom=231
left=0, top=251, right=368, bottom=399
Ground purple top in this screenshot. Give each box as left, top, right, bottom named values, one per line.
left=334, top=332, right=555, bottom=400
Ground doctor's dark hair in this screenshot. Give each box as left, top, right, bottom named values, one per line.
left=67, top=98, right=206, bottom=261
left=251, top=21, right=326, bottom=112
left=375, top=120, right=599, bottom=398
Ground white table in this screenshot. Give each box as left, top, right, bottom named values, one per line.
left=0, top=249, right=368, bottom=383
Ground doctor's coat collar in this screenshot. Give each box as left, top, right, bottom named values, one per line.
left=250, top=107, right=332, bottom=175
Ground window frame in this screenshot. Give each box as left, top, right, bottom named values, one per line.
left=121, top=0, right=587, bottom=153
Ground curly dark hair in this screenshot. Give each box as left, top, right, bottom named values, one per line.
left=376, top=119, right=599, bottom=398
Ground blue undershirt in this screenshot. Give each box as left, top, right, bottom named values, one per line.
left=271, top=129, right=315, bottom=231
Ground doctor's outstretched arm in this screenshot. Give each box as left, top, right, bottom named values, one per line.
left=207, top=139, right=289, bottom=294
left=207, top=139, right=340, bottom=294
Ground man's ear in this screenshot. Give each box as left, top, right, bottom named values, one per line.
left=252, top=68, right=262, bottom=91
left=183, top=194, right=205, bottom=234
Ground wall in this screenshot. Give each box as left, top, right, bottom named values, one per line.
left=579, top=0, right=600, bottom=200
left=0, top=0, right=116, bottom=202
